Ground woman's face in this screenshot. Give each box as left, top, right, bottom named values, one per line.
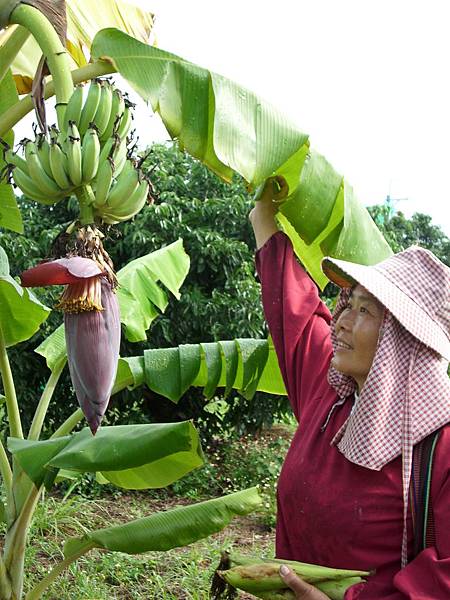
left=331, top=284, right=384, bottom=391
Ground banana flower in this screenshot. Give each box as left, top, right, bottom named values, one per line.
left=21, top=256, right=120, bottom=434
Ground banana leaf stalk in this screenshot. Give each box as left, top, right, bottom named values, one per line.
left=211, top=552, right=371, bottom=600
left=20, top=229, right=120, bottom=434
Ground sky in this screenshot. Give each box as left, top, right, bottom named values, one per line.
left=128, top=0, right=450, bottom=235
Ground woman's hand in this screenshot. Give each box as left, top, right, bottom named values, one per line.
left=249, top=175, right=289, bottom=249
left=254, top=175, right=289, bottom=207
left=279, top=565, right=331, bottom=599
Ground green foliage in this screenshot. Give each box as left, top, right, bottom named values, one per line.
left=322, top=205, right=450, bottom=301
left=106, top=143, right=289, bottom=438
left=14, top=492, right=274, bottom=599
left=170, top=426, right=293, bottom=527
left=368, top=205, right=450, bottom=265
left=0, top=199, right=79, bottom=434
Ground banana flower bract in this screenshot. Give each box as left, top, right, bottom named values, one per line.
left=21, top=256, right=120, bottom=434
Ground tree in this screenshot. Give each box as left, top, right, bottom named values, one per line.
left=368, top=205, right=450, bottom=265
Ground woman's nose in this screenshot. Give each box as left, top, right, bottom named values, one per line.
left=337, top=311, right=354, bottom=332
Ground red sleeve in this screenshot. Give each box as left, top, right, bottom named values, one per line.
left=255, top=231, right=333, bottom=421
left=345, top=427, right=450, bottom=600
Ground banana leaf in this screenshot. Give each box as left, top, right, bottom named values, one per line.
left=0, top=245, right=50, bottom=347
left=8, top=421, right=203, bottom=490
left=35, top=239, right=190, bottom=370
left=91, top=29, right=393, bottom=289
left=63, top=487, right=261, bottom=556
left=113, top=337, right=287, bottom=403
left=0, top=0, right=154, bottom=93
left=116, top=238, right=190, bottom=342
left=0, top=67, right=22, bottom=233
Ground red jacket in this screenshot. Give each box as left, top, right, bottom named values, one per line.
left=256, top=231, right=450, bottom=599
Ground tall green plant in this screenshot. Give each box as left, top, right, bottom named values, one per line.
left=0, top=4, right=262, bottom=598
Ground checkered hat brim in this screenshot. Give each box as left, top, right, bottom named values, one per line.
left=322, top=246, right=450, bottom=361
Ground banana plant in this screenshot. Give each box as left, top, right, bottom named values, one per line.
left=0, top=4, right=264, bottom=598
left=0, top=1, right=394, bottom=597
left=0, top=15, right=393, bottom=288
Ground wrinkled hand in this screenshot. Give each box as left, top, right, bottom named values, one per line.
left=279, top=565, right=331, bottom=600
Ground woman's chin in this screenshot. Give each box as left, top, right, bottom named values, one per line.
left=331, top=355, right=350, bottom=376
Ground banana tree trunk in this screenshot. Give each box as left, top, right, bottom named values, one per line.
left=2, top=488, right=41, bottom=600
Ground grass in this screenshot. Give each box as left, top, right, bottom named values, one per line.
left=1, top=424, right=294, bottom=599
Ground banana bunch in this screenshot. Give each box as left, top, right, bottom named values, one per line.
left=6, top=121, right=103, bottom=204
left=63, top=79, right=133, bottom=142
left=4, top=78, right=152, bottom=222
left=91, top=154, right=151, bottom=224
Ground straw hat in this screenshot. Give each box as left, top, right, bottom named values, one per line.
left=322, top=246, right=450, bottom=361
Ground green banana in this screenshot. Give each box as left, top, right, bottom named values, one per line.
left=101, top=178, right=149, bottom=223
left=98, top=135, right=115, bottom=166
left=92, top=157, right=114, bottom=207
left=63, top=84, right=84, bottom=130
left=78, top=79, right=101, bottom=135
left=81, top=125, right=100, bottom=183
left=104, top=160, right=139, bottom=210
left=92, top=81, right=113, bottom=137
left=111, top=135, right=127, bottom=175
left=25, top=140, right=61, bottom=196
left=100, top=88, right=125, bottom=142
left=66, top=121, right=83, bottom=186
left=114, top=178, right=149, bottom=218
left=12, top=167, right=61, bottom=205
left=4, top=148, right=29, bottom=176
left=35, top=134, right=53, bottom=178
left=49, top=141, right=71, bottom=190
left=116, top=103, right=133, bottom=140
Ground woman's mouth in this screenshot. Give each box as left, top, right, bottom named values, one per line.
left=336, top=340, right=353, bottom=350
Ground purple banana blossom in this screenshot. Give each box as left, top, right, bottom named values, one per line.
left=21, top=257, right=120, bottom=434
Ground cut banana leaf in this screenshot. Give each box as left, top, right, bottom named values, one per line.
left=116, top=337, right=286, bottom=403
left=64, top=487, right=261, bottom=557
left=0, top=246, right=50, bottom=347
left=35, top=239, right=190, bottom=369
left=91, top=29, right=393, bottom=288
left=1, top=0, right=154, bottom=93
left=8, top=421, right=203, bottom=490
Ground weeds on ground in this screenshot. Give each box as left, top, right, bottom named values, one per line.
left=2, top=425, right=293, bottom=598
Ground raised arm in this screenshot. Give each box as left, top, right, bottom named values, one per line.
left=251, top=177, right=333, bottom=420
left=249, top=175, right=289, bottom=248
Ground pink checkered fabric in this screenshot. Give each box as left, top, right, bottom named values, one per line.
left=323, top=246, right=450, bottom=567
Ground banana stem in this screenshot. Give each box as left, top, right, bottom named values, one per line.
left=25, top=540, right=95, bottom=600
left=0, top=438, right=12, bottom=492
left=0, top=61, right=115, bottom=138
left=50, top=408, right=83, bottom=439
left=0, top=554, right=12, bottom=599
left=3, top=485, right=42, bottom=599
left=0, top=324, right=23, bottom=439
left=27, top=357, right=66, bottom=441
left=9, top=4, right=74, bottom=128
left=0, top=25, right=31, bottom=86
left=75, top=185, right=96, bottom=225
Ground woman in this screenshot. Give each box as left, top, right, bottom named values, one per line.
left=249, top=176, right=450, bottom=599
